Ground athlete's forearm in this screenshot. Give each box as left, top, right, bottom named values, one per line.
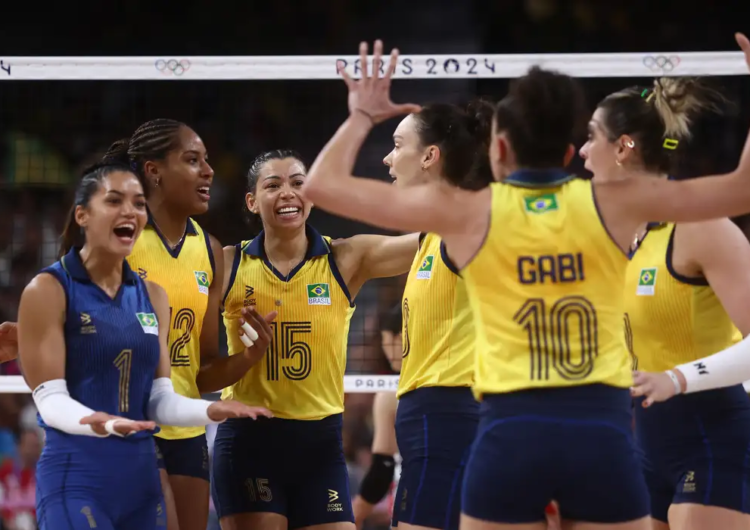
left=33, top=379, right=107, bottom=437
left=195, top=353, right=257, bottom=394
left=147, top=377, right=219, bottom=426
left=303, top=112, right=373, bottom=209
left=674, top=333, right=750, bottom=393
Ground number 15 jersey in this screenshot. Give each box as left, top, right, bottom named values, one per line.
left=462, top=171, right=631, bottom=398
left=222, top=226, right=354, bottom=420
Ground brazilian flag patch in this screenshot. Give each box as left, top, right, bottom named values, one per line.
left=524, top=194, right=558, bottom=214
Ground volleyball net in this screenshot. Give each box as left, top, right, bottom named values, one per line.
left=0, top=51, right=749, bottom=395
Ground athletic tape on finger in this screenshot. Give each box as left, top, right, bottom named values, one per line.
left=240, top=321, right=259, bottom=342
left=104, top=419, right=124, bottom=437
left=240, top=333, right=254, bottom=348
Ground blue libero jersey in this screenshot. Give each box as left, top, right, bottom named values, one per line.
left=39, top=248, right=161, bottom=451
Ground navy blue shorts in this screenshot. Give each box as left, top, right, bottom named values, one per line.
left=391, top=386, right=479, bottom=530
left=211, top=413, right=353, bottom=529
left=635, top=385, right=750, bottom=522
left=462, top=385, right=649, bottom=524
left=36, top=433, right=165, bottom=530
left=155, top=434, right=209, bottom=481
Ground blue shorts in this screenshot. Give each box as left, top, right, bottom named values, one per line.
left=36, top=433, right=165, bottom=530
left=462, top=385, right=649, bottom=524
left=155, top=434, right=209, bottom=481
left=392, top=386, right=479, bottom=530
left=635, top=385, right=750, bottom=522
left=211, top=413, right=353, bottom=529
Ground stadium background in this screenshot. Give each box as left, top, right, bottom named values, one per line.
left=0, top=2, right=747, bottom=529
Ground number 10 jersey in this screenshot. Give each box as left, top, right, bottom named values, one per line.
left=462, top=173, right=632, bottom=398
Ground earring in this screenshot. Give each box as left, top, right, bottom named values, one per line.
left=626, top=140, right=635, bottom=149
left=154, top=177, right=161, bottom=187
left=616, top=160, right=622, bottom=167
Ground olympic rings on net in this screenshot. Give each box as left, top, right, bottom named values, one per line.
left=154, top=59, right=191, bottom=76
left=642, top=55, right=681, bottom=72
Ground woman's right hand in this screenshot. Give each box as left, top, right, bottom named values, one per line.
left=338, top=40, right=420, bottom=125
left=0, top=321, right=19, bottom=364
left=80, top=412, right=157, bottom=437
left=238, top=306, right=276, bottom=365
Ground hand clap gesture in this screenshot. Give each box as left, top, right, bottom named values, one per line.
left=337, top=40, right=421, bottom=125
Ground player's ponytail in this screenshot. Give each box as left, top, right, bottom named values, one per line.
left=413, top=100, right=495, bottom=190
left=462, top=98, right=495, bottom=190
left=58, top=161, right=133, bottom=258
left=598, top=78, right=724, bottom=174
left=102, top=138, right=132, bottom=166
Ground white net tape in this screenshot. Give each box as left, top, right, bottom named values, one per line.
left=0, top=50, right=747, bottom=394
left=0, top=51, right=745, bottom=80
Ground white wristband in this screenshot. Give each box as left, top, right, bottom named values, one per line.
left=104, top=419, right=125, bottom=437
left=666, top=370, right=682, bottom=395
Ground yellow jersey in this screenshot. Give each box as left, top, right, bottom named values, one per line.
left=463, top=171, right=632, bottom=398
left=624, top=223, right=740, bottom=372
left=222, top=225, right=355, bottom=420
left=127, top=214, right=215, bottom=440
left=398, top=233, right=474, bottom=397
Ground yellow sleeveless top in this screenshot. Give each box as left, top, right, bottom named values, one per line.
left=221, top=225, right=355, bottom=420
left=398, top=233, right=474, bottom=397
left=127, top=214, right=215, bottom=440
left=462, top=171, right=632, bottom=398
left=624, top=223, right=740, bottom=372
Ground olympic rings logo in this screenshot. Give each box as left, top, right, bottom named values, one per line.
left=155, top=59, right=191, bottom=76
left=642, top=55, right=681, bottom=72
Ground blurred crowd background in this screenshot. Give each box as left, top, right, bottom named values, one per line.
left=0, top=1, right=747, bottom=528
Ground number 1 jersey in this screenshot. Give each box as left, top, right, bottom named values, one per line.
left=462, top=172, right=631, bottom=398
left=221, top=225, right=354, bottom=420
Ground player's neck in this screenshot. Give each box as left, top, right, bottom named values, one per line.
left=148, top=201, right=189, bottom=248
left=263, top=226, right=308, bottom=269
left=79, top=245, right=124, bottom=297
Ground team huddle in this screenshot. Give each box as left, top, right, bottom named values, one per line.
left=2, top=34, right=750, bottom=530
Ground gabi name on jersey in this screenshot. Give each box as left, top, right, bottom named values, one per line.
left=517, top=253, right=585, bottom=285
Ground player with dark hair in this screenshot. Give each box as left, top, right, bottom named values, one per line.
left=353, top=304, right=402, bottom=530
left=97, top=120, right=276, bottom=530
left=302, top=37, right=750, bottom=530
left=18, top=160, right=270, bottom=530
left=213, top=149, right=419, bottom=530
left=378, top=99, right=494, bottom=530
left=585, top=78, right=750, bottom=529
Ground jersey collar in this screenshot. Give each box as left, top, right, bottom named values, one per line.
left=146, top=210, right=198, bottom=258
left=504, top=168, right=575, bottom=188
left=62, top=247, right=138, bottom=285
left=244, top=224, right=330, bottom=259
left=146, top=210, right=198, bottom=235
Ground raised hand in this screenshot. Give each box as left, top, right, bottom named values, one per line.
left=80, top=411, right=157, bottom=436
left=337, top=40, right=421, bottom=125
left=237, top=306, right=276, bottom=365
left=207, top=400, right=273, bottom=422
left=0, top=321, right=19, bottom=364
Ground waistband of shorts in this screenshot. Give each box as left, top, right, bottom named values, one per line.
left=398, top=386, right=479, bottom=415
left=219, top=412, right=343, bottom=433
left=481, top=384, right=632, bottom=421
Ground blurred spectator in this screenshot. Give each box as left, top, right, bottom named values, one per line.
left=0, top=429, right=40, bottom=530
